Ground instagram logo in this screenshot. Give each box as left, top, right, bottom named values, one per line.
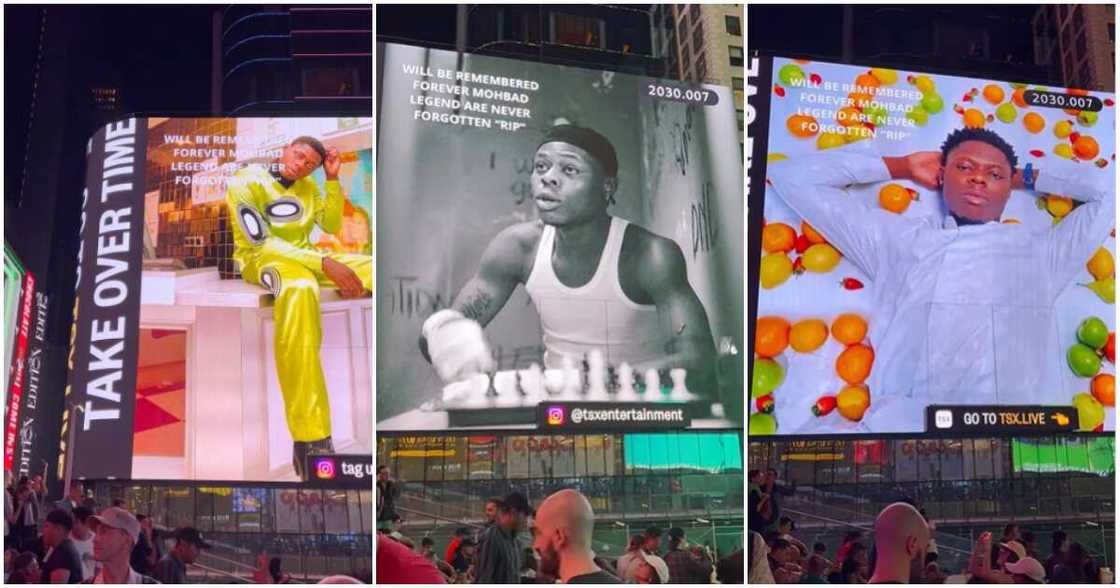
left=314, top=458, right=337, bottom=480
left=546, top=406, right=565, bottom=426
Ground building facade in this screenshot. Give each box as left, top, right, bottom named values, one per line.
left=220, top=5, right=372, bottom=116
left=378, top=430, right=744, bottom=558
left=1038, top=4, right=1115, bottom=91
left=655, top=4, right=743, bottom=146
left=749, top=435, right=1115, bottom=570
left=94, top=480, right=373, bottom=582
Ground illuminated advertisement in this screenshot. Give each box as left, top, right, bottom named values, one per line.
left=748, top=54, right=1116, bottom=435
left=377, top=42, right=743, bottom=432
left=3, top=244, right=26, bottom=395
left=1012, top=436, right=1114, bottom=476
left=63, top=117, right=372, bottom=481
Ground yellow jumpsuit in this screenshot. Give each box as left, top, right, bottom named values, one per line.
left=225, top=165, right=372, bottom=442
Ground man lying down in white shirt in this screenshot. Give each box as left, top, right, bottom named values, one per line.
left=767, top=127, right=1114, bottom=432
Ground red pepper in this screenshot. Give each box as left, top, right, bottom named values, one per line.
left=813, top=396, right=837, bottom=417
left=1029, top=149, right=1044, bottom=158
left=809, top=73, right=822, bottom=85
left=795, top=234, right=811, bottom=254
left=755, top=394, right=775, bottom=414
left=1070, top=132, right=1081, bottom=143
left=1094, top=423, right=1104, bottom=432
left=1106, top=98, right=1115, bottom=107
left=840, top=278, right=864, bottom=290
left=792, top=256, right=805, bottom=275
left=774, top=84, right=785, bottom=97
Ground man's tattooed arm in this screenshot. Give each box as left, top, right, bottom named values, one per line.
left=458, top=290, right=495, bottom=322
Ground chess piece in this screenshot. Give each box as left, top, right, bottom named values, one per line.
left=669, top=368, right=690, bottom=401
left=562, top=355, right=581, bottom=396
left=606, top=365, right=618, bottom=394
left=485, top=369, right=499, bottom=397
left=515, top=369, right=527, bottom=397
left=528, top=363, right=545, bottom=397
left=587, top=349, right=607, bottom=399
left=642, top=368, right=661, bottom=401
left=616, top=363, right=638, bottom=400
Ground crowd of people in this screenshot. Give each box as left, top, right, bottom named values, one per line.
left=376, top=466, right=743, bottom=584
left=4, top=474, right=365, bottom=584
left=749, top=477, right=1113, bottom=585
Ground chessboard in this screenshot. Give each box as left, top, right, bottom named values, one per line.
left=440, top=352, right=707, bottom=428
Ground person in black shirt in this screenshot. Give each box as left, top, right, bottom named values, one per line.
left=40, top=509, right=83, bottom=583
left=129, top=515, right=157, bottom=575
left=475, top=492, right=532, bottom=583
left=153, top=527, right=212, bottom=584
left=531, top=489, right=621, bottom=584
left=376, top=466, right=401, bottom=531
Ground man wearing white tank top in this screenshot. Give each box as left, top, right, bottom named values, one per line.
left=421, top=125, right=717, bottom=393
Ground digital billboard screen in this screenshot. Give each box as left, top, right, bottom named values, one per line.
left=63, top=117, right=372, bottom=481
left=376, top=42, right=743, bottom=432
left=748, top=54, right=1116, bottom=436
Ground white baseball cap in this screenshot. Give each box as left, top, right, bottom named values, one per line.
left=1005, top=557, right=1046, bottom=583
left=638, top=551, right=670, bottom=584
left=1000, top=540, right=1027, bottom=561
left=89, top=507, right=140, bottom=544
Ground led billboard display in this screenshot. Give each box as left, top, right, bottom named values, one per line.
left=63, top=117, right=372, bottom=481
left=376, top=42, right=743, bottom=431
left=748, top=55, right=1116, bottom=435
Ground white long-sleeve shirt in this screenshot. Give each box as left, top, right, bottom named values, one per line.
left=768, top=151, right=1113, bottom=432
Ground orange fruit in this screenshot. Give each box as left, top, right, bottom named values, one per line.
left=1091, top=373, right=1115, bottom=407
left=878, top=183, right=916, bottom=214
left=837, top=107, right=863, bottom=127
left=1023, top=112, right=1045, bottom=134
left=1045, top=195, right=1073, bottom=217
left=854, top=73, right=880, bottom=93
left=790, top=319, right=829, bottom=353
left=831, top=314, right=868, bottom=345
left=837, top=385, right=871, bottom=421
left=982, top=84, right=1005, bottom=105
left=755, top=316, right=790, bottom=358
left=762, top=223, right=797, bottom=253
left=801, top=222, right=826, bottom=244
left=963, top=108, right=985, bottom=128
left=1074, top=135, right=1099, bottom=160
left=787, top=114, right=819, bottom=138
left=1012, top=87, right=1027, bottom=108
left=802, top=243, right=841, bottom=272
left=836, top=344, right=875, bottom=384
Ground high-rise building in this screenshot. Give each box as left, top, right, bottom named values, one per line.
left=462, top=4, right=663, bottom=77
left=218, top=5, right=372, bottom=115
left=655, top=4, right=744, bottom=147
left=1038, top=4, right=1115, bottom=91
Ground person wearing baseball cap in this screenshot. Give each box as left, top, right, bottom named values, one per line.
left=475, top=491, right=534, bottom=583
left=635, top=549, right=670, bottom=584
left=153, top=527, right=212, bottom=584
left=1005, top=557, right=1046, bottom=584
left=85, top=507, right=158, bottom=584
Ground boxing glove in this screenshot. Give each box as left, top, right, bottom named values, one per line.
left=422, top=309, right=495, bottom=383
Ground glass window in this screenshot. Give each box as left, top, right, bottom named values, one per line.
left=551, top=436, right=576, bottom=477
left=425, top=436, right=446, bottom=484
left=165, top=486, right=194, bottom=530
left=275, top=488, right=301, bottom=533
left=736, top=108, right=744, bottom=131
left=695, top=54, right=707, bottom=82
left=233, top=487, right=267, bottom=533
left=299, top=490, right=326, bottom=534
left=445, top=436, right=468, bottom=481
left=729, top=45, right=743, bottom=67
left=323, top=490, right=350, bottom=534
left=732, top=77, right=744, bottom=91
left=552, top=12, right=603, bottom=48
left=301, top=66, right=359, bottom=97
left=941, top=440, right=965, bottom=480
left=504, top=436, right=529, bottom=479
left=692, top=22, right=703, bottom=54
left=725, top=15, right=741, bottom=36
left=677, top=15, right=688, bottom=45
left=690, top=4, right=700, bottom=23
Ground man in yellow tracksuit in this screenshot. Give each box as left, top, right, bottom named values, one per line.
left=225, top=136, right=372, bottom=480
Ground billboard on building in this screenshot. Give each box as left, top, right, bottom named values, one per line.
left=376, top=42, right=743, bottom=432
left=63, top=117, right=373, bottom=481
left=748, top=54, right=1116, bottom=436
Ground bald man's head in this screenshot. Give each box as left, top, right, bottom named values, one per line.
left=532, top=489, right=597, bottom=578
left=871, top=503, right=930, bottom=583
